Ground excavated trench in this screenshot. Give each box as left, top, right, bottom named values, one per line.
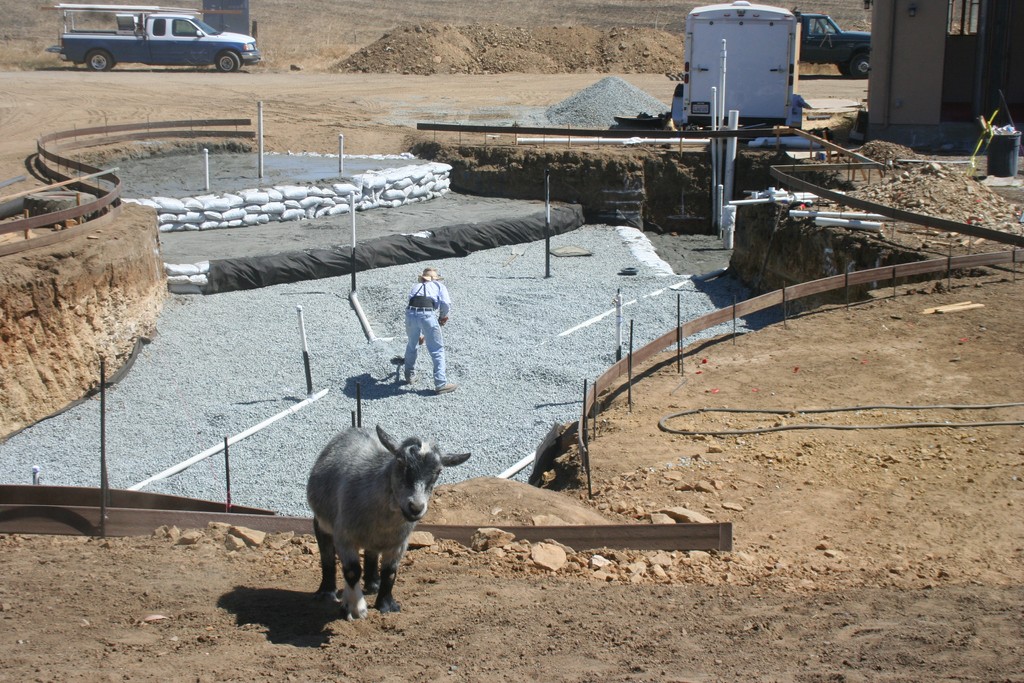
left=411, top=140, right=932, bottom=305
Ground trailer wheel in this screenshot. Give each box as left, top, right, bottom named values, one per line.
left=848, top=53, right=870, bottom=79
left=215, top=51, right=241, bottom=73
left=85, top=49, right=114, bottom=72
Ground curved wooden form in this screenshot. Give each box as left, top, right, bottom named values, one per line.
left=0, top=118, right=253, bottom=257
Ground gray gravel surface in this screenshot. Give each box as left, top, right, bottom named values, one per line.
left=0, top=225, right=768, bottom=517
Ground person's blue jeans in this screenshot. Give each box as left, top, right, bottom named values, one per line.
left=405, top=311, right=447, bottom=388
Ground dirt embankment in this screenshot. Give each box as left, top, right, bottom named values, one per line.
left=0, top=205, right=165, bottom=439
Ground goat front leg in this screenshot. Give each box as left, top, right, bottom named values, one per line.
left=373, top=551, right=402, bottom=614
left=312, top=518, right=339, bottom=602
left=339, top=547, right=368, bottom=620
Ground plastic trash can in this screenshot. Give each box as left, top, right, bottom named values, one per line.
left=987, top=131, right=1020, bottom=177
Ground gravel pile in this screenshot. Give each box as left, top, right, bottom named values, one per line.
left=545, top=76, right=669, bottom=128
left=0, top=226, right=764, bottom=517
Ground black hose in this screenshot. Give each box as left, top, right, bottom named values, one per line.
left=658, top=402, right=1024, bottom=436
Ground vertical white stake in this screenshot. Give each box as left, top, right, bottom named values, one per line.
left=297, top=305, right=313, bottom=396
left=349, top=193, right=356, bottom=249
left=349, top=193, right=357, bottom=292
left=32, top=465, right=41, bottom=485
left=257, top=100, right=264, bottom=179
left=203, top=147, right=210, bottom=192
left=338, top=134, right=345, bottom=175
left=717, top=183, right=725, bottom=238
left=711, top=86, right=719, bottom=233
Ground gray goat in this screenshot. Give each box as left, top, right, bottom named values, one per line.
left=306, top=424, right=471, bottom=620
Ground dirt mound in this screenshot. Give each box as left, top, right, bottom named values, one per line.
left=424, top=477, right=611, bottom=526
left=856, top=139, right=921, bottom=164
left=849, top=162, right=1023, bottom=231
left=337, top=23, right=684, bottom=75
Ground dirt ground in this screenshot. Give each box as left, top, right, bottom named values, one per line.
left=2, top=68, right=1024, bottom=681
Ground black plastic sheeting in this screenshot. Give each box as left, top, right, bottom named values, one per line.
left=204, top=205, right=585, bottom=294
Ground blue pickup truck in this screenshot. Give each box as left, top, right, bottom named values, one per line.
left=48, top=3, right=261, bottom=72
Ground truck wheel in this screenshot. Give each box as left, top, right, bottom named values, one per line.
left=85, top=50, right=114, bottom=72
left=215, top=51, right=241, bottom=73
left=848, top=54, right=870, bottom=79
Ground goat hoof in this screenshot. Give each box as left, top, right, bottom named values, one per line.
left=376, top=596, right=401, bottom=614
left=363, top=580, right=380, bottom=595
left=341, top=597, right=369, bottom=620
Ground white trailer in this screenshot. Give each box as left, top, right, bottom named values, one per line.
left=671, top=1, right=802, bottom=129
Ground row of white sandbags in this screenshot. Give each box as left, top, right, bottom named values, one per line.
left=165, top=260, right=211, bottom=293
left=127, top=162, right=452, bottom=233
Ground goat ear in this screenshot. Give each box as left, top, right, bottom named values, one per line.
left=441, top=452, right=471, bottom=467
left=376, top=425, right=401, bottom=454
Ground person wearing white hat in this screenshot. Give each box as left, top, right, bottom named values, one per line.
left=404, top=267, right=457, bottom=395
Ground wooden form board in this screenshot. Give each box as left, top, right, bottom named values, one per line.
left=0, top=503, right=732, bottom=552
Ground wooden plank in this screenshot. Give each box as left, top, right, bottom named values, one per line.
left=0, top=503, right=732, bottom=551
left=0, top=485, right=274, bottom=515
left=922, top=302, right=984, bottom=314
left=40, top=119, right=252, bottom=143
left=418, top=522, right=733, bottom=552
left=0, top=191, right=120, bottom=237
left=0, top=167, right=118, bottom=205
left=896, top=259, right=945, bottom=277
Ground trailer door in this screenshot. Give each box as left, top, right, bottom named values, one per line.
left=687, top=16, right=793, bottom=124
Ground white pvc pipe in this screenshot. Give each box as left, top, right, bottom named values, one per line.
left=338, top=134, right=344, bottom=175
left=128, top=388, right=330, bottom=491
left=729, top=197, right=774, bottom=206
left=717, top=183, right=725, bottom=237
left=498, top=451, right=536, bottom=479
left=257, top=100, right=264, bottom=179
left=350, top=193, right=356, bottom=249
left=730, top=190, right=819, bottom=206
left=722, top=205, right=736, bottom=249
left=552, top=283, right=677, bottom=342
left=558, top=299, right=637, bottom=337
left=814, top=217, right=883, bottom=231
left=790, top=210, right=891, bottom=221
left=297, top=305, right=309, bottom=352
left=203, top=147, right=209, bottom=192
left=719, top=39, right=727, bottom=130
left=724, top=110, right=738, bottom=217
left=349, top=290, right=388, bottom=342
left=691, top=267, right=729, bottom=282
left=711, top=86, right=719, bottom=233
left=515, top=137, right=709, bottom=146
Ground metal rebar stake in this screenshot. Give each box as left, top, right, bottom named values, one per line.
left=99, top=359, right=108, bottom=538
left=224, top=437, right=232, bottom=513
left=544, top=168, right=552, bottom=278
